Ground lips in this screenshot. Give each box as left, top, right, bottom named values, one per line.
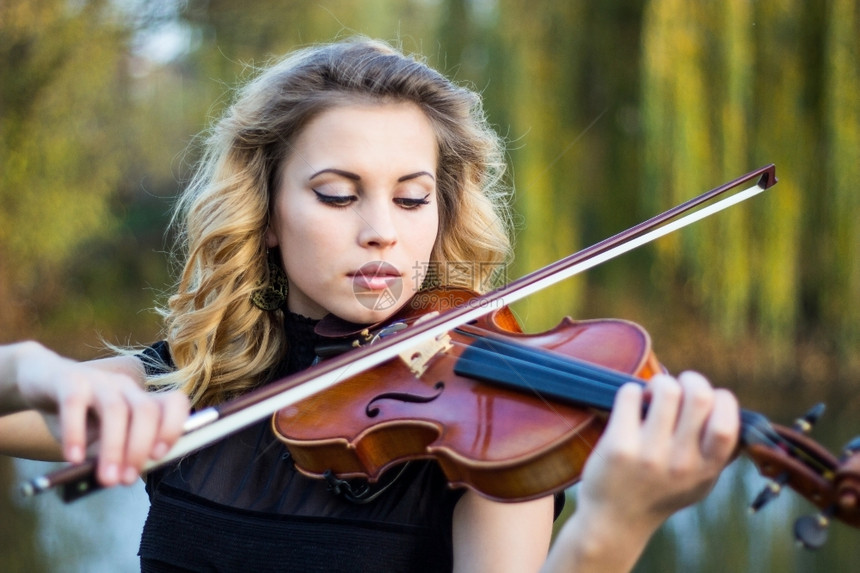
left=350, top=261, right=403, bottom=291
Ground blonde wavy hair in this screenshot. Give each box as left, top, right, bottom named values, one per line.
left=149, top=38, right=513, bottom=408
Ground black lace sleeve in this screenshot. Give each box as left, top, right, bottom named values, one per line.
left=138, top=340, right=174, bottom=376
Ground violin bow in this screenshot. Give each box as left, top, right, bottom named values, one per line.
left=22, top=165, right=778, bottom=498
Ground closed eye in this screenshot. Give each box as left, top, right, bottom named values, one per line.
left=394, top=194, right=431, bottom=209
left=313, top=190, right=357, bottom=208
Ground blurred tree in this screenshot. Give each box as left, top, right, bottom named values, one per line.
left=0, top=0, right=132, bottom=345
left=493, top=0, right=588, bottom=328
left=640, top=0, right=859, bottom=384
left=822, top=0, right=860, bottom=363
left=174, top=0, right=441, bottom=118
left=486, top=1, right=648, bottom=330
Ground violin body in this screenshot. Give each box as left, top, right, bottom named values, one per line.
left=273, top=287, right=662, bottom=502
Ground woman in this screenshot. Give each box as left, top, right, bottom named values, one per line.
left=0, top=38, right=738, bottom=572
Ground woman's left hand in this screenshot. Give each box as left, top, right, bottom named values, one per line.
left=580, top=371, right=740, bottom=526
left=543, top=371, right=739, bottom=573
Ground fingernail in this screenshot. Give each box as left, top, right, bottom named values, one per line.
left=122, top=467, right=139, bottom=484
left=66, top=445, right=84, bottom=463
left=151, top=441, right=169, bottom=459
left=102, top=463, right=120, bottom=484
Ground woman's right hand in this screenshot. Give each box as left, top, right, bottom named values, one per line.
left=1, top=341, right=190, bottom=487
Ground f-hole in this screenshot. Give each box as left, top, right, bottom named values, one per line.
left=365, top=381, right=446, bottom=418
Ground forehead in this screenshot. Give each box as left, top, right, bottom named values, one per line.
left=281, top=102, right=439, bottom=177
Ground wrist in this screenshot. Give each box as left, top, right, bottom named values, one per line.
left=544, top=497, right=662, bottom=573
left=0, top=341, right=49, bottom=414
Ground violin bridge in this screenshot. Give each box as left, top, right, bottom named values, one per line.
left=398, top=312, right=453, bottom=377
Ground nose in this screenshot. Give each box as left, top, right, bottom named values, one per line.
left=356, top=200, right=398, bottom=249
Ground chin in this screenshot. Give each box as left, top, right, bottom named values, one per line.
left=338, top=306, right=398, bottom=326
left=333, top=294, right=411, bottom=326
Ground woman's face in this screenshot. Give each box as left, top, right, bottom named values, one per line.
left=267, top=102, right=440, bottom=323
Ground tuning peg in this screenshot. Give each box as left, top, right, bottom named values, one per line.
left=794, top=507, right=833, bottom=550
left=841, top=435, right=860, bottom=457
left=792, top=403, right=826, bottom=434
left=749, top=473, right=787, bottom=513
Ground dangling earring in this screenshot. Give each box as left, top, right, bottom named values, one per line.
left=251, top=251, right=288, bottom=311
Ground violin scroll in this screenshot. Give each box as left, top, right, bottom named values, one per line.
left=742, top=404, right=860, bottom=548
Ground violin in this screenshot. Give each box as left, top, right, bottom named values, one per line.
left=275, top=285, right=860, bottom=549
left=21, top=165, right=860, bottom=548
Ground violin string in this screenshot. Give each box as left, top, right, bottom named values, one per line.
left=449, top=336, right=615, bottom=432
left=449, top=325, right=640, bottom=477
left=446, top=339, right=588, bottom=424
left=454, top=353, right=616, bottom=410
left=446, top=336, right=610, bottom=461
left=450, top=331, right=833, bottom=478
left=452, top=336, right=633, bottom=411
left=446, top=334, right=658, bottom=471
left=456, top=329, right=638, bottom=387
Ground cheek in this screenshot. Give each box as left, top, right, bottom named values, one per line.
left=405, top=204, right=439, bottom=251
left=411, top=212, right=441, bottom=283
left=426, top=206, right=441, bottom=252
left=426, top=217, right=440, bottom=257
left=280, top=210, right=332, bottom=263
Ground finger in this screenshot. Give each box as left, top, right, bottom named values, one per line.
left=121, top=393, right=161, bottom=484
left=150, top=391, right=190, bottom=460
left=641, top=374, right=683, bottom=443
left=57, top=386, right=90, bottom=464
left=673, top=371, right=715, bottom=444
left=701, top=389, right=740, bottom=464
left=584, top=382, right=644, bottom=482
left=602, top=382, right=645, bottom=442
left=93, top=390, right=130, bottom=486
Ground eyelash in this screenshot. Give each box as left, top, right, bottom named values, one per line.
left=313, top=190, right=356, bottom=208
left=313, top=191, right=431, bottom=210
left=395, top=195, right=431, bottom=209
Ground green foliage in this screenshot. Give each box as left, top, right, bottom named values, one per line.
left=0, top=0, right=128, bottom=282
left=639, top=0, right=859, bottom=379
left=823, top=0, right=860, bottom=353
left=0, top=0, right=135, bottom=345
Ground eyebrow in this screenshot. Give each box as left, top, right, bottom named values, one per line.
left=309, top=168, right=360, bottom=181
left=398, top=171, right=435, bottom=183
left=308, top=168, right=435, bottom=183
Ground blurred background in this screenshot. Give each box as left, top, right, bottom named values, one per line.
left=1, top=0, right=858, bottom=570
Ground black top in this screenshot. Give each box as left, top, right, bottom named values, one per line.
left=138, top=313, right=466, bottom=572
